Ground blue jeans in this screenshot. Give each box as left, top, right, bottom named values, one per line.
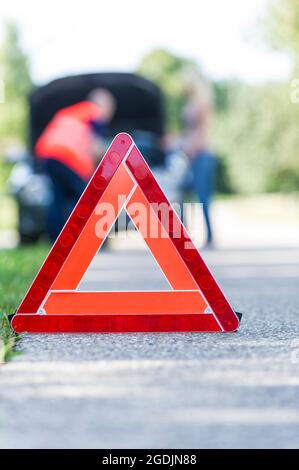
left=42, top=159, right=87, bottom=241
left=192, top=152, right=217, bottom=243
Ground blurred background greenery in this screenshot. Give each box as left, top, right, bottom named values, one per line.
left=0, top=0, right=298, bottom=234
left=137, top=0, right=299, bottom=195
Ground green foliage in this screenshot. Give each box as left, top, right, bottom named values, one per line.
left=0, top=195, right=17, bottom=229
left=0, top=244, right=49, bottom=316
left=137, top=48, right=195, bottom=131
left=0, top=20, right=32, bottom=145
left=0, top=160, right=13, bottom=189
left=214, top=82, right=299, bottom=193
left=0, top=312, right=21, bottom=362
left=266, top=1, right=299, bottom=61
left=213, top=0, right=299, bottom=194
left=0, top=244, right=49, bottom=361
left=137, top=46, right=299, bottom=194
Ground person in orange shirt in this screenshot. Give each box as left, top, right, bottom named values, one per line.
left=35, top=89, right=116, bottom=240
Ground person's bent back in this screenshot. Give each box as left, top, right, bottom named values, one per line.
left=35, top=89, right=116, bottom=240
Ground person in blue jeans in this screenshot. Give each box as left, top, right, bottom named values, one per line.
left=191, top=152, right=217, bottom=245
left=43, top=159, right=87, bottom=241
left=182, top=68, right=217, bottom=247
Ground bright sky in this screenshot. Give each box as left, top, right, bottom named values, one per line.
left=0, top=0, right=292, bottom=84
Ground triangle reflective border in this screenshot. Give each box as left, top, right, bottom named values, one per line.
left=12, top=133, right=241, bottom=333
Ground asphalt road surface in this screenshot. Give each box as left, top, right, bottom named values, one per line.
left=1, top=246, right=299, bottom=448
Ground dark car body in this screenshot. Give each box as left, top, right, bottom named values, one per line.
left=10, top=72, right=186, bottom=242
left=29, top=72, right=165, bottom=166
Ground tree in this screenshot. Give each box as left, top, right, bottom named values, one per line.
left=214, top=81, right=299, bottom=193
left=266, top=0, right=299, bottom=67
left=137, top=48, right=196, bottom=131
left=137, top=44, right=299, bottom=194
left=0, top=21, right=32, bottom=145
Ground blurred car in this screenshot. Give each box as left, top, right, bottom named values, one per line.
left=9, top=72, right=187, bottom=242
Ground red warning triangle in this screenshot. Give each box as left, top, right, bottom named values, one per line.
left=12, top=133, right=240, bottom=333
